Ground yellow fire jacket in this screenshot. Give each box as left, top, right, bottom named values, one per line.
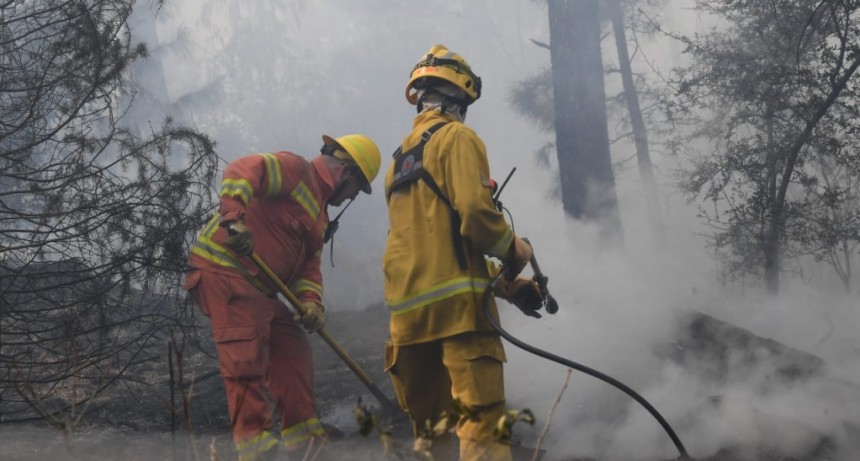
left=383, top=111, right=514, bottom=345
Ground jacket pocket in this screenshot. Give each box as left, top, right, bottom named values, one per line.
left=457, top=333, right=507, bottom=363
left=384, top=340, right=398, bottom=373
left=383, top=340, right=408, bottom=410
left=213, top=326, right=265, bottom=379
left=446, top=334, right=507, bottom=406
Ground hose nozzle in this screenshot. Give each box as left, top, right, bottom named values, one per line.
left=521, top=238, right=558, bottom=315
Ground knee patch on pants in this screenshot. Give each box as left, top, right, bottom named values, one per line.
left=445, top=334, right=507, bottom=408
left=214, top=326, right=266, bottom=379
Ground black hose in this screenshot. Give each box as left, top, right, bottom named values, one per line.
left=482, top=273, right=690, bottom=460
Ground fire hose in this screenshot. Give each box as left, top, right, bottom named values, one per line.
left=485, top=192, right=690, bottom=459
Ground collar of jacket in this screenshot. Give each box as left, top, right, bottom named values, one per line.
left=412, top=109, right=461, bottom=129
left=310, top=155, right=336, bottom=203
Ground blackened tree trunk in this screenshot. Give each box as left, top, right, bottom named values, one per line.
left=608, top=0, right=663, bottom=236
left=548, top=0, right=622, bottom=238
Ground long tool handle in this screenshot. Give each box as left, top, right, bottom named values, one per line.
left=249, top=253, right=399, bottom=414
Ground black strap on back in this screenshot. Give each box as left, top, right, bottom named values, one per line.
left=388, top=123, right=468, bottom=270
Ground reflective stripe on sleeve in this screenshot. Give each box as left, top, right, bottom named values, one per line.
left=289, top=278, right=323, bottom=299
left=259, top=153, right=283, bottom=197
left=291, top=181, right=320, bottom=221
left=220, top=178, right=254, bottom=206
left=487, top=227, right=514, bottom=259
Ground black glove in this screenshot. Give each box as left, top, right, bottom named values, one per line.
left=503, top=235, right=533, bottom=280
left=225, top=221, right=253, bottom=256
left=494, top=275, right=543, bottom=318
left=508, top=277, right=543, bottom=318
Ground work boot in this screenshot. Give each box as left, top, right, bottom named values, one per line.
left=413, top=434, right=455, bottom=461
left=460, top=439, right=512, bottom=461
left=320, top=422, right=345, bottom=441
left=246, top=445, right=280, bottom=461
left=281, top=435, right=328, bottom=461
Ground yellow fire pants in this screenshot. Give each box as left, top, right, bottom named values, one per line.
left=385, top=332, right=513, bottom=461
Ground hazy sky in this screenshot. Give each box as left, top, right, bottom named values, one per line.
left=134, top=1, right=860, bottom=459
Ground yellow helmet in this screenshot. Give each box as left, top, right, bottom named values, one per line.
left=321, top=134, right=381, bottom=194
left=406, top=44, right=482, bottom=105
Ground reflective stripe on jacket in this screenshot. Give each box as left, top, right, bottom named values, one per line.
left=383, top=111, right=514, bottom=345
left=188, top=152, right=333, bottom=305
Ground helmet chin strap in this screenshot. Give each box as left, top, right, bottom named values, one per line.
left=324, top=196, right=353, bottom=244
left=323, top=195, right=355, bottom=268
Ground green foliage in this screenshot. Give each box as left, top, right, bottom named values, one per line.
left=509, top=68, right=555, bottom=132
left=668, top=0, right=860, bottom=291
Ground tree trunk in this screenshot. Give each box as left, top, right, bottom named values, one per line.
left=607, top=0, right=663, bottom=237
left=765, top=55, right=860, bottom=294
left=764, top=103, right=780, bottom=293
left=548, top=0, right=622, bottom=239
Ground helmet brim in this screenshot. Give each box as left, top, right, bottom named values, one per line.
left=321, top=134, right=339, bottom=148
left=322, top=134, right=372, bottom=194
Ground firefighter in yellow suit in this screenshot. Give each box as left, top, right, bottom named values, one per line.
left=383, top=44, right=542, bottom=461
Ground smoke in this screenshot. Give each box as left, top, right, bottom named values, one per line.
left=37, top=1, right=853, bottom=460
left=495, top=174, right=860, bottom=460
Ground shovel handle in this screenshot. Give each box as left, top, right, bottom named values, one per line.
left=248, top=254, right=399, bottom=414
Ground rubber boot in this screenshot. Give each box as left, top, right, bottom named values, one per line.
left=414, top=433, right=455, bottom=461
left=460, top=439, right=512, bottom=461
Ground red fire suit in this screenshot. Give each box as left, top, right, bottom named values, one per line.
left=184, top=151, right=333, bottom=460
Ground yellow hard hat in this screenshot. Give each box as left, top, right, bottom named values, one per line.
left=321, top=134, right=381, bottom=194
left=406, top=44, right=481, bottom=105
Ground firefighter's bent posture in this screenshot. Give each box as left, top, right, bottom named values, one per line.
left=383, top=45, right=541, bottom=461
left=184, top=134, right=381, bottom=461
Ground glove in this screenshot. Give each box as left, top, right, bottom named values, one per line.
left=495, top=276, right=543, bottom=318
left=224, top=220, right=253, bottom=256
left=503, top=235, right=532, bottom=279
left=296, top=301, right=325, bottom=332
left=508, top=277, right=543, bottom=317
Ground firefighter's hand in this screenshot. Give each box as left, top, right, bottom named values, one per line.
left=508, top=277, right=543, bottom=318
left=496, top=276, right=543, bottom=318
left=504, top=235, right=532, bottom=279
left=225, top=221, right=253, bottom=256
left=297, top=302, right=325, bottom=332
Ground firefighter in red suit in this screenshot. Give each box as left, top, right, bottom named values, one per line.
left=183, top=134, right=381, bottom=461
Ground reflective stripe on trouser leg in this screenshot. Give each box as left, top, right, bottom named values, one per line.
left=280, top=418, right=325, bottom=450
left=190, top=272, right=277, bottom=448
left=235, top=429, right=278, bottom=461
left=265, top=302, right=323, bottom=450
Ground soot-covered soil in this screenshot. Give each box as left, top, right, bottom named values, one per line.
left=1, top=302, right=857, bottom=461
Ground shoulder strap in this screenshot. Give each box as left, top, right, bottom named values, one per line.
left=387, top=122, right=468, bottom=270
left=388, top=122, right=449, bottom=195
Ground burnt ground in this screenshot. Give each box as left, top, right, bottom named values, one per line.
left=1, top=302, right=858, bottom=461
